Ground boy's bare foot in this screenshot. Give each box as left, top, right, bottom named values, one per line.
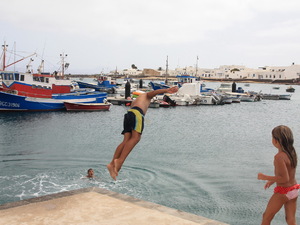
left=114, top=159, right=121, bottom=174
left=107, top=164, right=117, bottom=181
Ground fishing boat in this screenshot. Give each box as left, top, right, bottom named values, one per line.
left=149, top=75, right=200, bottom=90
left=240, top=95, right=256, bottom=102
left=261, top=94, right=280, bottom=100
left=0, top=43, right=107, bottom=111
left=262, top=93, right=292, bottom=100
left=161, top=82, right=222, bottom=106
left=216, top=83, right=232, bottom=93
left=158, top=100, right=170, bottom=107
left=149, top=81, right=170, bottom=90
left=279, top=94, right=292, bottom=100
left=76, top=76, right=117, bottom=94
left=64, top=101, right=111, bottom=111
left=0, top=71, right=107, bottom=111
left=286, top=86, right=295, bottom=93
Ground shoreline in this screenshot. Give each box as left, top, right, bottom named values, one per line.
left=66, top=75, right=299, bottom=85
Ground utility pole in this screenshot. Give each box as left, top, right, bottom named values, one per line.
left=165, top=55, right=169, bottom=84
left=166, top=55, right=169, bottom=76
left=195, top=56, right=199, bottom=76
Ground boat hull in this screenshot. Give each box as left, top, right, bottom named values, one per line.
left=64, top=102, right=111, bottom=111
left=0, top=91, right=107, bottom=111
left=77, top=81, right=115, bottom=93
left=149, top=82, right=170, bottom=90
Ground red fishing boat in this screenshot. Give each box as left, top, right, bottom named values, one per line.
left=64, top=102, right=111, bottom=111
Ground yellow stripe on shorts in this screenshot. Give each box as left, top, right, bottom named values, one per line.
left=128, top=108, right=144, bottom=133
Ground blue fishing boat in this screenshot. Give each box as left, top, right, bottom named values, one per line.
left=149, top=81, right=170, bottom=90
left=0, top=44, right=107, bottom=111
left=0, top=72, right=107, bottom=111
left=77, top=76, right=117, bottom=93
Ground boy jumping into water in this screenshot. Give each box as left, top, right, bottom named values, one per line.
left=107, top=86, right=178, bottom=180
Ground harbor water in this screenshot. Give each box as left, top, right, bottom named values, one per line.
left=0, top=81, right=300, bottom=225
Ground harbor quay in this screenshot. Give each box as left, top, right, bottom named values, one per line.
left=0, top=187, right=229, bottom=225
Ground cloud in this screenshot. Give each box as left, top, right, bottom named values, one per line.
left=2, top=0, right=256, bottom=44
left=2, top=0, right=300, bottom=73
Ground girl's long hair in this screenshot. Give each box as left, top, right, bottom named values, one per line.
left=272, top=125, right=297, bottom=168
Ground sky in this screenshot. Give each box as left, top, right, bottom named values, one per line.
left=1, top=0, right=300, bottom=74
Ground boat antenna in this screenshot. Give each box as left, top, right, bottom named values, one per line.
left=38, top=41, right=46, bottom=73
left=37, top=60, right=45, bottom=73
left=115, top=66, right=118, bottom=77
left=26, top=58, right=34, bottom=73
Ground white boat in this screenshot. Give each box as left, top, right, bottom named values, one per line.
left=241, top=95, right=255, bottom=102
left=240, top=95, right=256, bottom=102
left=223, top=92, right=243, bottom=103
left=262, top=93, right=291, bottom=100
left=194, top=95, right=220, bottom=105
left=231, top=96, right=241, bottom=103
left=162, top=82, right=222, bottom=106
left=279, top=94, right=291, bottom=100
left=221, top=96, right=233, bottom=104
left=149, top=99, right=160, bottom=108
left=114, top=82, right=138, bottom=94
left=216, top=83, right=232, bottom=93
left=262, top=94, right=280, bottom=100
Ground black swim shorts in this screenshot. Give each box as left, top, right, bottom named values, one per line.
left=121, top=106, right=144, bottom=134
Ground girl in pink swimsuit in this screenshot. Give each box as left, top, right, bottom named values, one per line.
left=258, top=125, right=299, bottom=225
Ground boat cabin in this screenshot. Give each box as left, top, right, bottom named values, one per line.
left=0, top=71, right=72, bottom=98
left=176, top=75, right=200, bottom=83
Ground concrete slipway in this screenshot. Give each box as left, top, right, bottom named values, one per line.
left=0, top=187, right=229, bottom=225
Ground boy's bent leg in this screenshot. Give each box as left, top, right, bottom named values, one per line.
left=261, top=193, right=287, bottom=225
left=284, top=197, right=297, bottom=225
left=114, top=131, right=141, bottom=173
left=109, top=133, right=132, bottom=165
left=107, top=133, right=132, bottom=180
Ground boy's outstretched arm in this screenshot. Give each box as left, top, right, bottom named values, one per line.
left=146, top=86, right=178, bottom=99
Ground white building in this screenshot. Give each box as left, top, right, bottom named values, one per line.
left=114, top=63, right=300, bottom=81
left=197, top=64, right=300, bottom=80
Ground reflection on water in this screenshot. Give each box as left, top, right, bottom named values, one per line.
left=0, top=82, right=300, bottom=225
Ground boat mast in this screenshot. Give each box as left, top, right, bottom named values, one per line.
left=166, top=55, right=169, bottom=76
left=2, top=42, right=36, bottom=71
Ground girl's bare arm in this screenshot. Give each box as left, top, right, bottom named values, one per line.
left=258, top=154, right=289, bottom=183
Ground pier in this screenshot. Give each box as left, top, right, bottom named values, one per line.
left=0, top=187, right=228, bottom=225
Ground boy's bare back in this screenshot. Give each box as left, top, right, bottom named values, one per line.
left=130, top=93, right=152, bottom=114
left=131, top=87, right=178, bottom=115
